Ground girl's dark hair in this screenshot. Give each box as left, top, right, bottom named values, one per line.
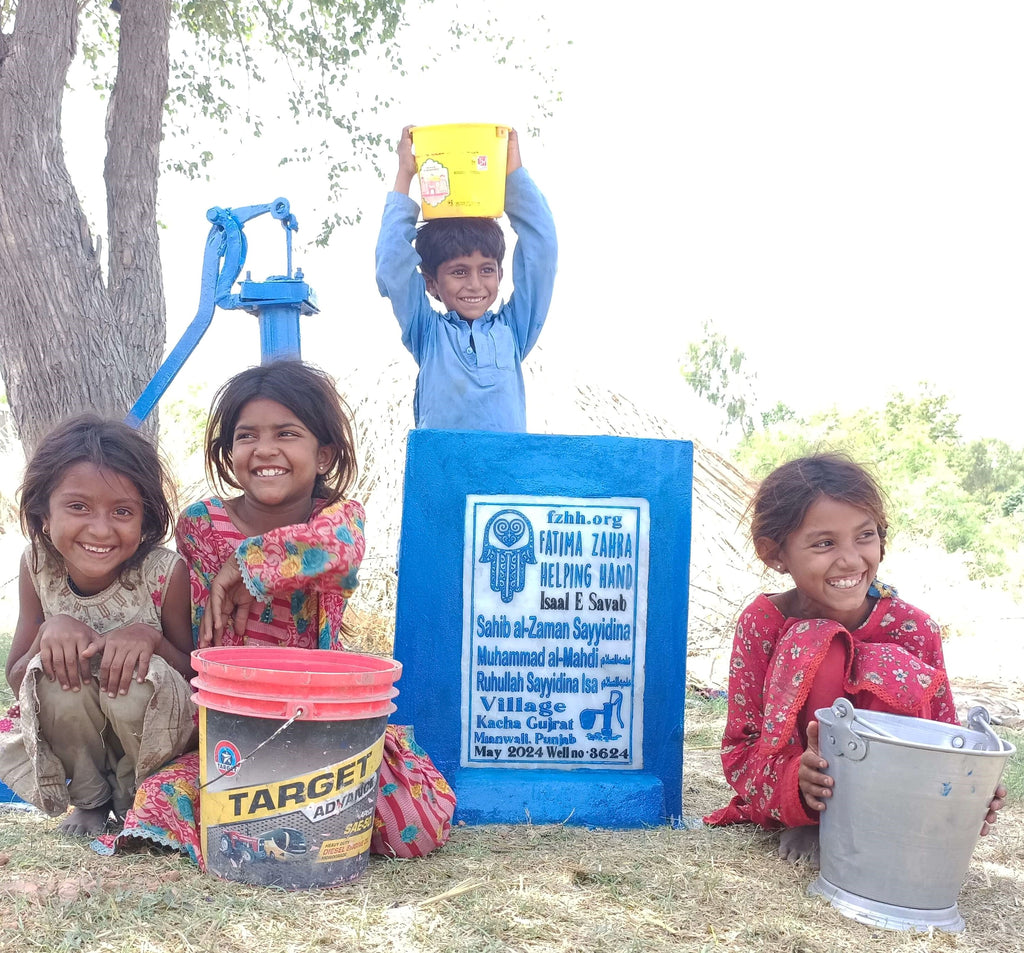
left=205, top=361, right=357, bottom=506
left=750, top=453, right=889, bottom=559
left=415, top=217, right=506, bottom=278
left=18, top=414, right=175, bottom=578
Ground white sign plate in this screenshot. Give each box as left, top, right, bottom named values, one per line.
left=461, top=496, right=649, bottom=769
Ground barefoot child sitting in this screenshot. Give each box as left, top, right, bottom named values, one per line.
left=0, top=416, right=196, bottom=836
left=375, top=125, right=557, bottom=432
left=704, top=453, right=1006, bottom=866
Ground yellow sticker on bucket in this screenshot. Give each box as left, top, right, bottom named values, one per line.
left=317, top=830, right=373, bottom=863
left=412, top=123, right=509, bottom=219
left=202, top=734, right=386, bottom=826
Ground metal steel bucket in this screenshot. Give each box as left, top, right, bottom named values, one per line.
left=808, top=699, right=1013, bottom=932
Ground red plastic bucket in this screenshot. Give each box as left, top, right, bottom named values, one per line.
left=192, top=647, right=402, bottom=889
left=192, top=647, right=400, bottom=720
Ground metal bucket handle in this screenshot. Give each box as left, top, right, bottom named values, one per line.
left=824, top=698, right=871, bottom=762
left=966, top=705, right=1003, bottom=751
left=824, top=698, right=1000, bottom=762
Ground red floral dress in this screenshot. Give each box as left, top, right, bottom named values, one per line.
left=704, top=592, right=956, bottom=830
left=94, top=498, right=455, bottom=863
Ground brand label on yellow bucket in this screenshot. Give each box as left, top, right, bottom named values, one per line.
left=199, top=706, right=388, bottom=889
left=202, top=735, right=385, bottom=826
left=419, top=158, right=451, bottom=207
left=318, top=827, right=373, bottom=863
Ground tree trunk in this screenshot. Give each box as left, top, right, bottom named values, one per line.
left=0, top=0, right=169, bottom=456
left=105, top=0, right=170, bottom=425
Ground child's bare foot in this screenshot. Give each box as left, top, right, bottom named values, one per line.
left=778, top=825, right=820, bottom=867
left=58, top=803, right=112, bottom=837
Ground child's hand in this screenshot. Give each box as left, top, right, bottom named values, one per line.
left=393, top=125, right=417, bottom=194
left=201, top=558, right=256, bottom=647
left=980, top=783, right=1007, bottom=836
left=797, top=721, right=833, bottom=812
left=82, top=624, right=162, bottom=697
left=506, top=127, right=522, bottom=174
left=38, top=615, right=98, bottom=691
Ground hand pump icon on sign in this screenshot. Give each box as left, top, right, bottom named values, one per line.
left=580, top=690, right=625, bottom=742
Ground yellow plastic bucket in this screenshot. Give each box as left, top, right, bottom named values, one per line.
left=412, top=123, right=509, bottom=219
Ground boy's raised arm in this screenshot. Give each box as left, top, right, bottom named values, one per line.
left=393, top=125, right=417, bottom=194
left=376, top=125, right=434, bottom=358
left=506, top=127, right=522, bottom=174
left=503, top=132, right=557, bottom=356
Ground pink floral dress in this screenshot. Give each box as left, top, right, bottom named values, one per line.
left=704, top=591, right=956, bottom=830
left=94, top=497, right=455, bottom=863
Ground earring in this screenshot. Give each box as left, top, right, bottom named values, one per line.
left=776, top=564, right=783, bottom=572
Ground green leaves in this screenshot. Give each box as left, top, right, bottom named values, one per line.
left=736, top=384, right=1024, bottom=586
left=58, top=0, right=568, bottom=244
left=680, top=315, right=1024, bottom=590
left=682, top=320, right=794, bottom=439
left=160, top=0, right=410, bottom=236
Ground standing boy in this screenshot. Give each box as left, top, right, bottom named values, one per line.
left=375, top=125, right=557, bottom=432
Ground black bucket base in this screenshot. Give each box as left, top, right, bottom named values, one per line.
left=809, top=875, right=965, bottom=933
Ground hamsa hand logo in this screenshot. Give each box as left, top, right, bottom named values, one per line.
left=479, top=509, right=536, bottom=603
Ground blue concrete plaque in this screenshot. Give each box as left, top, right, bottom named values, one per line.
left=392, top=430, right=691, bottom=828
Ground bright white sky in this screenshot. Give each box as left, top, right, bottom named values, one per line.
left=64, top=1, right=1024, bottom=445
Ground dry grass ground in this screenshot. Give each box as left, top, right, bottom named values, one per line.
left=1, top=687, right=1020, bottom=953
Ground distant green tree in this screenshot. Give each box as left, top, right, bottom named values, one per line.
left=950, top=439, right=1024, bottom=507
left=884, top=387, right=960, bottom=445
left=737, top=384, right=1024, bottom=583
left=681, top=321, right=795, bottom=438
left=1002, top=481, right=1024, bottom=517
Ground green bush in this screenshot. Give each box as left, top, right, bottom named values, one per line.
left=734, top=385, right=1024, bottom=589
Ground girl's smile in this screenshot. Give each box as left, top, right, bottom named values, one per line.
left=228, top=398, right=333, bottom=533
left=44, top=462, right=144, bottom=594
left=773, top=496, right=881, bottom=631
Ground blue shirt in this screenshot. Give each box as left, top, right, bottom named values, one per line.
left=374, top=167, right=557, bottom=432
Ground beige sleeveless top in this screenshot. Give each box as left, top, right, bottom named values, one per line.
left=27, top=545, right=182, bottom=633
